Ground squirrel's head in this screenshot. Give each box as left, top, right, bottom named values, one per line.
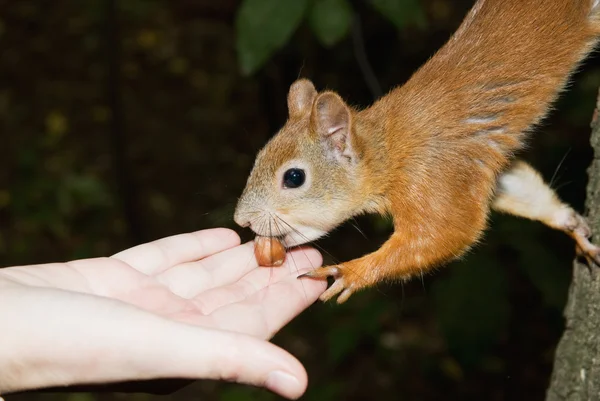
left=234, top=79, right=364, bottom=247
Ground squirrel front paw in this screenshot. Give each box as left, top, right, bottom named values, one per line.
left=299, top=262, right=367, bottom=303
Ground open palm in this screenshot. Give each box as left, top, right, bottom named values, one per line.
left=0, top=228, right=325, bottom=399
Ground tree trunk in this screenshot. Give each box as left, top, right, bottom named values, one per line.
left=547, top=90, right=600, bottom=401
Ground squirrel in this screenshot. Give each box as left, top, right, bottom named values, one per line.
left=234, top=0, right=600, bottom=303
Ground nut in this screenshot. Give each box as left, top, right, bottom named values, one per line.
left=254, top=236, right=286, bottom=267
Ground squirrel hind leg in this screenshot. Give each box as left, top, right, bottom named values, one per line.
left=491, top=160, right=600, bottom=265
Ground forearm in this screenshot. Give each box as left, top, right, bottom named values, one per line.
left=0, top=259, right=111, bottom=293
left=0, top=285, right=166, bottom=394
left=1, top=286, right=93, bottom=393
left=0, top=283, right=305, bottom=399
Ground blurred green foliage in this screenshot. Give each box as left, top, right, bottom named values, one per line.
left=2, top=0, right=600, bottom=400
left=309, top=0, right=353, bottom=48
left=236, top=0, right=311, bottom=75
left=235, top=0, right=426, bottom=74
left=432, top=253, right=510, bottom=365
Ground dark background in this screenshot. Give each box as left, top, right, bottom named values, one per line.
left=3, top=0, right=600, bottom=400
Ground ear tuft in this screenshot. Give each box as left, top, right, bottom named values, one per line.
left=311, top=92, right=355, bottom=163
left=287, top=79, right=317, bottom=118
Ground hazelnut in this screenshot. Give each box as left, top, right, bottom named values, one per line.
left=254, top=236, right=286, bottom=267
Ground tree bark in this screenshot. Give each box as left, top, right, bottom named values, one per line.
left=547, top=90, right=600, bottom=401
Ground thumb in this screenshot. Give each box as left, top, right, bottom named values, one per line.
left=144, top=323, right=308, bottom=399
left=0, top=288, right=309, bottom=399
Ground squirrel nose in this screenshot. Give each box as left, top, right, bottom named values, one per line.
left=233, top=211, right=251, bottom=228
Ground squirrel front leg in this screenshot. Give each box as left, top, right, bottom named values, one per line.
left=301, top=225, right=470, bottom=303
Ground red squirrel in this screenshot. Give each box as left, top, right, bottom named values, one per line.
left=234, top=0, right=600, bottom=303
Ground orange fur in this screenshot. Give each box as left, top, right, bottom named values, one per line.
left=235, top=0, right=600, bottom=303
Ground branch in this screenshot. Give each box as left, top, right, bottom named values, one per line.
left=546, top=89, right=600, bottom=401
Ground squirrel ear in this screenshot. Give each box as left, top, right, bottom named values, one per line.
left=288, top=79, right=317, bottom=118
left=311, top=92, right=355, bottom=163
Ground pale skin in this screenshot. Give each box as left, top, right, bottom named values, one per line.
left=0, top=228, right=326, bottom=400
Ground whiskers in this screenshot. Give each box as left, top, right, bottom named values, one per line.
left=549, top=147, right=572, bottom=190
left=350, top=217, right=368, bottom=240
left=239, top=202, right=381, bottom=303
left=241, top=208, right=319, bottom=301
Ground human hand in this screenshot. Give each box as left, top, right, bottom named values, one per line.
left=0, top=228, right=325, bottom=399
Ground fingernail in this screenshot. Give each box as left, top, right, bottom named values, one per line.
left=266, top=371, right=301, bottom=398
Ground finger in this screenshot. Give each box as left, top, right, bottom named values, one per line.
left=1, top=287, right=308, bottom=399
left=154, top=241, right=257, bottom=298
left=191, top=268, right=327, bottom=339
left=157, top=245, right=322, bottom=300
left=112, top=228, right=240, bottom=275
left=191, top=247, right=322, bottom=311
left=146, top=322, right=309, bottom=400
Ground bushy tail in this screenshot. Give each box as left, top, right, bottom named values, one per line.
left=589, top=0, right=600, bottom=34
left=396, top=0, right=600, bottom=153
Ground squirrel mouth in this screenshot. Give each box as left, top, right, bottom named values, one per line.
left=285, top=225, right=330, bottom=247
left=250, top=229, right=297, bottom=248
left=248, top=224, right=287, bottom=240
left=247, top=221, right=326, bottom=248
left=258, top=233, right=287, bottom=244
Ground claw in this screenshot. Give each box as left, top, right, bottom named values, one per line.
left=299, top=266, right=356, bottom=303
left=558, top=210, right=600, bottom=268
left=319, top=278, right=345, bottom=302
left=299, top=263, right=363, bottom=303
left=337, top=287, right=355, bottom=304
left=570, top=228, right=600, bottom=268
left=318, top=277, right=356, bottom=303
left=576, top=242, right=600, bottom=268
left=297, top=266, right=341, bottom=279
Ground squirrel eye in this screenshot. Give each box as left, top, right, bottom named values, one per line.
left=283, top=168, right=306, bottom=189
